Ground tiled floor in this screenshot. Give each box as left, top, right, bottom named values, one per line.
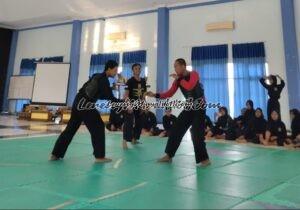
left=0, top=115, right=300, bottom=209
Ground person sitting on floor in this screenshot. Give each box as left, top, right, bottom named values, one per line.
left=263, top=110, right=293, bottom=147
left=206, top=107, right=235, bottom=140
left=106, top=108, right=124, bottom=132
left=290, top=109, right=300, bottom=146
left=159, top=108, right=177, bottom=138
left=244, top=100, right=255, bottom=128
left=237, top=108, right=267, bottom=144
left=234, top=108, right=247, bottom=141
left=141, top=108, right=160, bottom=136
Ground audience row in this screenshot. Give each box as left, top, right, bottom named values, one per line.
left=105, top=101, right=300, bottom=148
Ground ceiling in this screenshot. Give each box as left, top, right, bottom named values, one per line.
left=0, top=0, right=212, bottom=29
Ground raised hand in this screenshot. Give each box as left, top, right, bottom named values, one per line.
left=276, top=74, right=283, bottom=80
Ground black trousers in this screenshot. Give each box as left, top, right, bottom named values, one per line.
left=267, top=98, right=280, bottom=121
left=165, top=109, right=209, bottom=164
left=52, top=93, right=105, bottom=159
left=123, top=109, right=142, bottom=142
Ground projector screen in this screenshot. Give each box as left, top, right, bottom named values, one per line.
left=8, top=76, right=34, bottom=100
left=32, top=63, right=70, bottom=105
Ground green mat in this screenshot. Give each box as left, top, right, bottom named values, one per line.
left=0, top=133, right=299, bottom=209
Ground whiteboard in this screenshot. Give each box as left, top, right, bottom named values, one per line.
left=8, top=76, right=34, bottom=100
left=32, top=63, right=70, bottom=105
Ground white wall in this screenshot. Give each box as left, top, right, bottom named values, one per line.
left=14, top=24, right=72, bottom=74
left=169, top=0, right=290, bottom=126
left=10, top=24, right=72, bottom=112
left=78, top=13, right=158, bottom=93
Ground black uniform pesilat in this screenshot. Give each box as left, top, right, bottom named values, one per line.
left=260, top=76, right=285, bottom=120
left=52, top=72, right=123, bottom=159
left=123, top=77, right=147, bottom=142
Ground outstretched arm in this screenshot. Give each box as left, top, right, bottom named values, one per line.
left=155, top=81, right=179, bottom=99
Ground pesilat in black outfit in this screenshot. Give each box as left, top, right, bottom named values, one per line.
left=51, top=66, right=123, bottom=159
left=141, top=110, right=157, bottom=131
left=123, top=77, right=147, bottom=142
left=244, top=108, right=267, bottom=144
left=260, top=75, right=285, bottom=120
left=290, top=109, right=300, bottom=140
left=266, top=118, right=287, bottom=146
left=242, top=100, right=256, bottom=139
left=243, top=100, right=255, bottom=128
left=106, top=107, right=124, bottom=131
left=211, top=107, right=235, bottom=140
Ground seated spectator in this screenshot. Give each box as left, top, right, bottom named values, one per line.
left=240, top=108, right=267, bottom=144
left=234, top=108, right=247, bottom=141
left=244, top=100, right=255, bottom=128
left=141, top=108, right=160, bottom=136
left=206, top=107, right=235, bottom=140
left=106, top=108, right=124, bottom=131
left=263, top=110, right=292, bottom=147
left=159, top=108, right=177, bottom=138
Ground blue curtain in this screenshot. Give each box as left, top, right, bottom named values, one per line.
left=15, top=57, right=63, bottom=112
left=233, top=42, right=267, bottom=117
left=89, top=53, right=120, bottom=114
left=122, top=50, right=147, bottom=79
left=192, top=45, right=229, bottom=119
left=90, top=53, right=120, bottom=76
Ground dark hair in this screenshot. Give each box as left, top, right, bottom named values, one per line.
left=219, top=106, right=228, bottom=116
left=255, top=108, right=264, bottom=118
left=132, top=63, right=142, bottom=70
left=246, top=100, right=254, bottom=109
left=104, top=60, right=118, bottom=72
left=175, top=58, right=187, bottom=67
left=271, top=109, right=280, bottom=115
left=290, top=109, right=300, bottom=116
left=270, top=75, right=277, bottom=86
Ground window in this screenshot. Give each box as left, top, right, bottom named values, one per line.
left=192, top=45, right=229, bottom=120
left=232, top=42, right=268, bottom=117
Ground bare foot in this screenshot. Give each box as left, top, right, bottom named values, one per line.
left=284, top=143, right=295, bottom=149
left=95, top=158, right=112, bottom=163
left=197, top=159, right=211, bottom=167
left=157, top=155, right=172, bottom=163
left=122, top=140, right=128, bottom=150
left=49, top=155, right=60, bottom=161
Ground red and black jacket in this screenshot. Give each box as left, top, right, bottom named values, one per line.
left=155, top=71, right=204, bottom=101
